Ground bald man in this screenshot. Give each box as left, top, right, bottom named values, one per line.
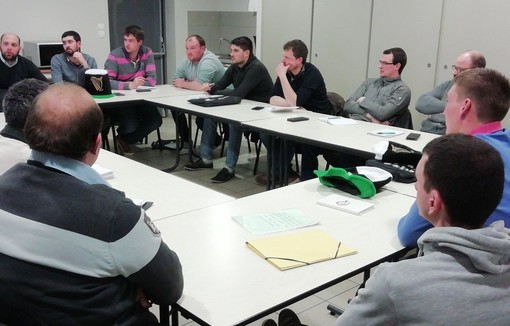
left=415, top=50, right=486, bottom=135
left=0, top=32, right=48, bottom=110
left=0, top=84, right=183, bottom=325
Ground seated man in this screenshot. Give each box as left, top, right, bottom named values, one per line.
left=322, top=47, right=412, bottom=171
left=172, top=34, right=226, bottom=150
left=343, top=47, right=411, bottom=128
left=184, top=36, right=273, bottom=183
left=0, top=32, right=48, bottom=110
left=255, top=39, right=332, bottom=185
left=336, top=134, right=510, bottom=325
left=105, top=25, right=162, bottom=155
left=398, top=68, right=510, bottom=247
left=51, top=30, right=98, bottom=86
left=416, top=50, right=485, bottom=135
left=0, top=78, right=48, bottom=174
left=0, top=83, right=183, bottom=324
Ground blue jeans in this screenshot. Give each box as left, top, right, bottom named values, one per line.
left=200, top=118, right=242, bottom=170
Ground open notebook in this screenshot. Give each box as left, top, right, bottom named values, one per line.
left=246, top=230, right=357, bottom=271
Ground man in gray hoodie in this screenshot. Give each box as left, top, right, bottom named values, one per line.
left=336, top=133, right=510, bottom=326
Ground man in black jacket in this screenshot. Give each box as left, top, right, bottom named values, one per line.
left=185, top=36, right=273, bottom=183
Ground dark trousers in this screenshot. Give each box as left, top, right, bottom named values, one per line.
left=171, top=111, right=190, bottom=143
left=115, top=104, right=162, bottom=144
left=301, top=145, right=368, bottom=181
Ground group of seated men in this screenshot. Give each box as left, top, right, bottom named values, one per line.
left=1, top=26, right=510, bottom=325
left=1, top=27, right=488, bottom=184
left=0, top=26, right=162, bottom=157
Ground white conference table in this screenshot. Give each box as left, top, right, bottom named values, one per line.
left=155, top=179, right=415, bottom=325
left=243, top=109, right=438, bottom=157
left=95, top=149, right=234, bottom=221
left=94, top=84, right=205, bottom=107
left=147, top=96, right=295, bottom=125
left=384, top=181, right=417, bottom=198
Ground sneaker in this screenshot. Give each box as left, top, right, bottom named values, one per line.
left=166, top=140, right=190, bottom=151
left=211, top=168, right=235, bottom=183
left=116, top=137, right=134, bottom=156
left=184, top=159, right=213, bottom=171
left=287, top=169, right=300, bottom=184
left=255, top=173, right=268, bottom=186
left=254, top=170, right=300, bottom=186
left=278, top=308, right=302, bottom=326
left=261, top=319, right=277, bottom=326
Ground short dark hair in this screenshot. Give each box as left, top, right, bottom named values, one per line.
left=383, top=47, right=407, bottom=75
left=124, top=25, right=144, bottom=42
left=422, top=134, right=504, bottom=229
left=231, top=36, right=253, bottom=55
left=187, top=34, right=206, bottom=47
left=454, top=68, right=510, bottom=122
left=61, top=30, right=81, bottom=42
left=25, top=83, right=103, bottom=160
left=283, top=39, right=308, bottom=63
left=2, top=78, right=48, bottom=129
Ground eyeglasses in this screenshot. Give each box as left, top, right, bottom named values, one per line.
left=379, top=60, right=395, bottom=65
left=452, top=65, right=471, bottom=73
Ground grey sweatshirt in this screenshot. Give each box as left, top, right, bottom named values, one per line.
left=415, top=79, right=453, bottom=135
left=336, top=221, right=510, bottom=326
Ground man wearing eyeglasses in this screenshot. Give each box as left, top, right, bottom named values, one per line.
left=344, top=47, right=412, bottom=128
left=416, top=50, right=486, bottom=135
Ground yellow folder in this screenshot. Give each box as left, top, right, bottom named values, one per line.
left=246, top=230, right=357, bottom=271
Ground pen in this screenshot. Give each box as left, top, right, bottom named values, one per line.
left=376, top=132, right=396, bottom=135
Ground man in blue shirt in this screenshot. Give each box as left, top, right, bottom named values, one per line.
left=398, top=68, right=510, bottom=247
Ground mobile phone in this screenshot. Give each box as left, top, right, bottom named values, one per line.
left=136, top=88, right=151, bottom=92
left=287, top=117, right=309, bottom=122
left=406, top=132, right=421, bottom=140
left=142, top=201, right=154, bottom=210
left=252, top=106, right=264, bottom=110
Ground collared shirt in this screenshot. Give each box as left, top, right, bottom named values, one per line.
left=469, top=121, right=503, bottom=135
left=0, top=54, right=18, bottom=67
left=30, top=150, right=109, bottom=186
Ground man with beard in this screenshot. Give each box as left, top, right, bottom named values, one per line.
left=51, top=30, right=97, bottom=86
left=0, top=32, right=48, bottom=111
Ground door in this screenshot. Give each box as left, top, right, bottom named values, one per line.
left=368, top=0, right=444, bottom=129
left=108, top=0, right=166, bottom=84
left=311, top=0, right=373, bottom=97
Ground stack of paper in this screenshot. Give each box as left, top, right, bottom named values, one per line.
left=92, top=164, right=114, bottom=180
left=246, top=229, right=357, bottom=271
left=317, top=194, right=374, bottom=215
left=232, top=208, right=318, bottom=235
left=318, top=116, right=358, bottom=126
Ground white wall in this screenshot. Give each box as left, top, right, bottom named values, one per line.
left=0, top=0, right=110, bottom=67
left=188, top=11, right=256, bottom=55
left=165, top=0, right=253, bottom=79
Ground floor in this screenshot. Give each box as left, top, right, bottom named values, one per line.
left=106, top=114, right=364, bottom=326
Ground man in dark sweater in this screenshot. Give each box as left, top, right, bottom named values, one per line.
left=185, top=36, right=273, bottom=183
left=255, top=39, right=332, bottom=185
left=0, top=83, right=183, bottom=325
left=0, top=33, right=48, bottom=111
